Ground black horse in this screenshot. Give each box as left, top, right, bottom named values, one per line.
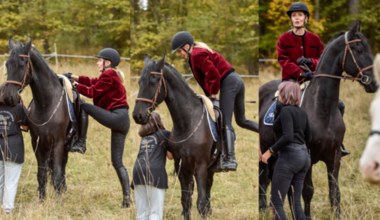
left=259, top=22, right=378, bottom=219
left=133, top=56, right=219, bottom=219
left=3, top=39, right=72, bottom=200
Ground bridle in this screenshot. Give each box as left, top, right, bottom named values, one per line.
left=314, top=32, right=373, bottom=85
left=135, top=68, right=206, bottom=144
left=4, top=52, right=65, bottom=127
left=135, top=69, right=167, bottom=112
left=5, top=54, right=33, bottom=91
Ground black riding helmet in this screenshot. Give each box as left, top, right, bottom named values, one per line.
left=96, top=48, right=120, bottom=67
left=287, top=2, right=309, bottom=17
left=171, top=31, right=194, bottom=54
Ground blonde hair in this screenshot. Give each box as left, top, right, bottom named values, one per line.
left=278, top=81, right=301, bottom=106
left=194, top=42, right=214, bottom=53
left=112, top=68, right=125, bottom=83
left=138, top=112, right=166, bottom=137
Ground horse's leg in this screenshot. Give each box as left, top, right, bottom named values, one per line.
left=205, top=170, right=214, bottom=216
left=52, top=140, right=68, bottom=195
left=259, top=161, right=269, bottom=211
left=34, top=139, right=49, bottom=201
left=178, top=161, right=194, bottom=220
left=195, top=163, right=210, bottom=219
left=302, top=166, right=314, bottom=220
left=326, top=151, right=341, bottom=218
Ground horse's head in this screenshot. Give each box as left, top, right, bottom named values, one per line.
left=360, top=54, right=380, bottom=184
left=2, top=39, right=33, bottom=106
left=133, top=55, right=167, bottom=124
left=340, top=21, right=378, bottom=93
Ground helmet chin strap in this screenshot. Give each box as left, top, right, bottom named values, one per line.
left=102, top=60, right=112, bottom=72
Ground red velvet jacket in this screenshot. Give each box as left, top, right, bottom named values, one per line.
left=189, top=47, right=234, bottom=96
left=76, top=68, right=128, bottom=111
left=277, top=30, right=324, bottom=82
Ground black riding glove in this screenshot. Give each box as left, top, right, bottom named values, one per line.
left=301, top=71, right=313, bottom=81
left=63, top=72, right=72, bottom=80
left=297, top=57, right=313, bottom=67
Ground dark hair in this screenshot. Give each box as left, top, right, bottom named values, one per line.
left=138, top=112, right=165, bottom=137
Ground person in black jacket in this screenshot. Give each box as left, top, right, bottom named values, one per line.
left=132, top=112, right=173, bottom=220
left=261, top=81, right=311, bottom=220
left=0, top=84, right=27, bottom=214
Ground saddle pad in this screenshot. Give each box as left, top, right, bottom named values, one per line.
left=199, top=95, right=216, bottom=121
left=206, top=109, right=218, bottom=142
left=57, top=74, right=74, bottom=102
left=263, top=100, right=277, bottom=126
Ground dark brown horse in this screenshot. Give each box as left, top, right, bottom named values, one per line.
left=133, top=56, right=219, bottom=219
left=259, top=22, right=378, bottom=219
left=3, top=39, right=72, bottom=200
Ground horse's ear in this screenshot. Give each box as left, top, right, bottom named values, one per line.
left=348, top=21, right=361, bottom=38
left=156, top=55, right=166, bottom=69
left=144, top=55, right=151, bottom=65
left=374, top=54, right=380, bottom=85
left=25, top=39, right=32, bottom=53
left=9, top=38, right=16, bottom=50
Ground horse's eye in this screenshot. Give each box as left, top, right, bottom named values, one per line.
left=149, top=75, right=158, bottom=85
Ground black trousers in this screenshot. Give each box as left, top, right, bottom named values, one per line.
left=220, top=72, right=257, bottom=133
left=81, top=103, right=130, bottom=168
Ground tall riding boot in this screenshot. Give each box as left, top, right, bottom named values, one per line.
left=222, top=127, right=237, bottom=171
left=338, top=100, right=350, bottom=157
left=69, top=108, right=88, bottom=154
left=116, top=166, right=131, bottom=208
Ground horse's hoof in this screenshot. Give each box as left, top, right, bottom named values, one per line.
left=121, top=195, right=131, bottom=208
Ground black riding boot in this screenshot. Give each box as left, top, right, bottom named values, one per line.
left=338, top=100, right=350, bottom=157
left=69, top=108, right=88, bottom=154
left=222, top=127, right=237, bottom=171
left=115, top=166, right=131, bottom=208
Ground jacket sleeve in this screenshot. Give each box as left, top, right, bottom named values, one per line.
left=196, top=53, right=221, bottom=95
left=78, top=75, right=98, bottom=86
left=277, top=37, right=303, bottom=80
left=76, top=73, right=113, bottom=98
left=270, top=109, right=294, bottom=153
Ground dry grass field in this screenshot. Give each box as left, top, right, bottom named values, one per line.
left=259, top=65, right=380, bottom=220
left=0, top=60, right=259, bottom=219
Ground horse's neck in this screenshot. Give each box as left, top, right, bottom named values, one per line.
left=30, top=52, right=62, bottom=107
left=304, top=46, right=342, bottom=119
left=164, top=74, right=203, bottom=132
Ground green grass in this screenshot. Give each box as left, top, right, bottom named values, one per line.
left=1, top=61, right=258, bottom=219
left=259, top=65, right=380, bottom=220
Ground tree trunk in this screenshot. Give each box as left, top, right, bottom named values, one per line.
left=348, top=0, right=359, bottom=14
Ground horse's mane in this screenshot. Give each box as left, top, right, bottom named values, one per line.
left=163, top=63, right=198, bottom=97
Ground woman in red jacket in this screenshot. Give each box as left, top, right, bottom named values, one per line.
left=67, top=48, right=131, bottom=207
left=171, top=31, right=259, bottom=171
left=277, top=2, right=349, bottom=155
left=277, top=2, right=324, bottom=82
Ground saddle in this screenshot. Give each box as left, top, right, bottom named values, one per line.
left=57, top=74, right=81, bottom=145
left=199, top=95, right=225, bottom=172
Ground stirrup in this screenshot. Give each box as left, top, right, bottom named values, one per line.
left=69, top=141, right=86, bottom=154
left=341, top=149, right=350, bottom=157
left=222, top=160, right=238, bottom=171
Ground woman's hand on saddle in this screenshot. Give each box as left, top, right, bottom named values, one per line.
left=261, top=150, right=272, bottom=164
left=63, top=72, right=79, bottom=82
left=301, top=71, right=313, bottom=81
